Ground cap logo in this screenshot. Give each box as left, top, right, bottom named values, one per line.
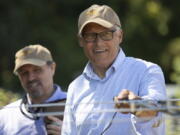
left=18, top=49, right=33, bottom=59
left=86, top=9, right=98, bottom=16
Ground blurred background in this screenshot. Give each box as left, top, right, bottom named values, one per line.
left=0, top=0, right=180, bottom=134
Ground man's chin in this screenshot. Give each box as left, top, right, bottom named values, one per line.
left=29, top=91, right=43, bottom=99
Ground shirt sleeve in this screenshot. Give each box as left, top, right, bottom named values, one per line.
left=139, top=64, right=167, bottom=100
left=132, top=113, right=165, bottom=135
left=0, top=110, right=5, bottom=134
left=133, top=64, right=167, bottom=135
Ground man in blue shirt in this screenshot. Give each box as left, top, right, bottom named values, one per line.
left=0, top=44, right=66, bottom=135
left=62, top=4, right=166, bottom=135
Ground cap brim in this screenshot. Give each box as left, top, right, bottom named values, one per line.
left=14, top=59, right=46, bottom=74
left=79, top=18, right=113, bottom=35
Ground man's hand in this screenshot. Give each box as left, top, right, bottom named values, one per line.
left=45, top=116, right=62, bottom=135
left=114, top=89, right=157, bottom=118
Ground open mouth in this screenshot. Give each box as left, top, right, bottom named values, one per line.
left=94, top=49, right=107, bottom=54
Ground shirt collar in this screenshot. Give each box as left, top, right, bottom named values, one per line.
left=111, top=48, right=126, bottom=71
left=45, top=84, right=66, bottom=103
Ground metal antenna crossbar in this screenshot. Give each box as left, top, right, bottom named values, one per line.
left=1, top=99, right=180, bottom=117
left=31, top=99, right=180, bottom=117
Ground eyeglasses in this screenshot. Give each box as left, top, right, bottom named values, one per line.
left=81, top=29, right=117, bottom=42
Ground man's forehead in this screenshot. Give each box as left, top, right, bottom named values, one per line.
left=83, top=23, right=109, bottom=33
left=18, top=64, right=43, bottom=72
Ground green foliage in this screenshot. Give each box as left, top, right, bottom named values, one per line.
left=161, top=38, right=180, bottom=84
left=171, top=56, right=180, bottom=84
left=0, top=88, right=20, bottom=106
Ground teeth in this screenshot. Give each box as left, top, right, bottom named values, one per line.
left=95, top=49, right=106, bottom=53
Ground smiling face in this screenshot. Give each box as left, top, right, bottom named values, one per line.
left=79, top=23, right=123, bottom=77
left=17, top=63, right=56, bottom=103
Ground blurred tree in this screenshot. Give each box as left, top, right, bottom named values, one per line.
left=161, top=38, right=180, bottom=84
left=0, top=88, right=20, bottom=106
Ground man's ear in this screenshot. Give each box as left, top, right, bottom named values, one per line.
left=118, top=30, right=123, bottom=44
left=78, top=36, right=84, bottom=47
left=51, top=63, right=56, bottom=75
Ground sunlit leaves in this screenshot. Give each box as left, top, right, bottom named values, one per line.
left=0, top=88, right=20, bottom=106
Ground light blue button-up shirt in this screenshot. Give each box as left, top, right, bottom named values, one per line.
left=62, top=49, right=166, bottom=135
left=0, top=84, right=66, bottom=135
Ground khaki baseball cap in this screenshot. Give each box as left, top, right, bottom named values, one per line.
left=14, top=44, right=53, bottom=74
left=78, top=4, right=121, bottom=35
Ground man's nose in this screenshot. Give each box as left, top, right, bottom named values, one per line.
left=95, top=35, right=104, bottom=46
left=27, top=72, right=36, bottom=81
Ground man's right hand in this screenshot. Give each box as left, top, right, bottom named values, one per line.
left=114, top=89, right=157, bottom=118
left=45, top=116, right=62, bottom=135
